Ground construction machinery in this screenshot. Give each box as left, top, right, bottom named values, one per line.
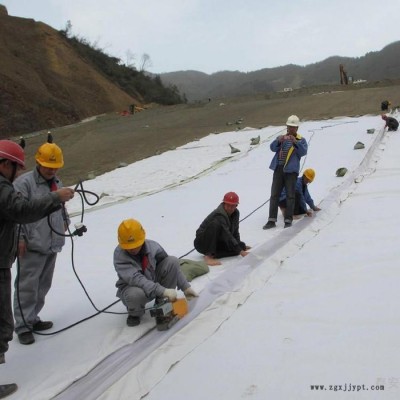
left=150, top=297, right=188, bottom=331
left=339, top=64, right=348, bottom=85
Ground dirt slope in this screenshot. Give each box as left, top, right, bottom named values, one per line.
left=0, top=6, right=136, bottom=136
left=18, top=84, right=400, bottom=186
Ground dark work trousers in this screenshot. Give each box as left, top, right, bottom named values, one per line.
left=120, top=256, right=188, bottom=317
left=268, top=165, right=297, bottom=224
left=279, top=192, right=307, bottom=216
left=387, top=120, right=399, bottom=131
left=0, top=269, right=13, bottom=356
left=194, top=220, right=239, bottom=259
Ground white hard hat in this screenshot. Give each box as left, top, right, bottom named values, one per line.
left=286, top=115, right=300, bottom=127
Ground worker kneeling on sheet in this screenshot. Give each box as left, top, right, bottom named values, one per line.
left=279, top=168, right=321, bottom=218
left=113, top=219, right=198, bottom=327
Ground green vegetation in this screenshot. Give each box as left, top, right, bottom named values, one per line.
left=59, top=27, right=184, bottom=105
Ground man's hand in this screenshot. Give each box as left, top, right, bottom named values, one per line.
left=239, top=250, right=249, bottom=257
left=163, top=288, right=177, bottom=302
left=184, top=287, right=198, bottom=299
left=56, top=188, right=75, bottom=202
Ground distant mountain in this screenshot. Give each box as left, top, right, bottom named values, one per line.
left=160, top=41, right=400, bottom=101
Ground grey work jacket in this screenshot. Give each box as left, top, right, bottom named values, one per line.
left=13, top=168, right=69, bottom=254
left=114, top=240, right=176, bottom=299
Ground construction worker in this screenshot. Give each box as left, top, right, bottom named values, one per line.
left=263, top=115, right=308, bottom=229
left=279, top=168, right=321, bottom=218
left=381, top=114, right=399, bottom=131
left=194, top=192, right=250, bottom=266
left=13, top=137, right=70, bottom=345
left=380, top=100, right=391, bottom=112
left=0, top=140, right=74, bottom=399
left=114, top=219, right=198, bottom=327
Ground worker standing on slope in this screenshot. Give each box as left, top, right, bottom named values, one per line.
left=13, top=137, right=70, bottom=345
left=380, top=100, right=391, bottom=112
left=0, top=139, right=74, bottom=399
left=263, top=115, right=308, bottom=229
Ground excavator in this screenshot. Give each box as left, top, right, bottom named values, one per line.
left=339, top=64, right=348, bottom=85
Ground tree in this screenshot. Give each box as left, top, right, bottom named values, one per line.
left=125, top=50, right=136, bottom=69
left=139, top=53, right=152, bottom=72
left=61, top=20, right=72, bottom=38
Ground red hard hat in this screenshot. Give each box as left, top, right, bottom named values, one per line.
left=0, top=140, right=25, bottom=167
left=223, top=191, right=239, bottom=205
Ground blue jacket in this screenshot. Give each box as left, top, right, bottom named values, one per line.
left=269, top=133, right=308, bottom=174
left=280, top=176, right=316, bottom=211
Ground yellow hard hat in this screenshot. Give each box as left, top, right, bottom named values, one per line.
left=303, top=168, right=315, bottom=182
left=118, top=219, right=146, bottom=249
left=35, top=143, right=64, bottom=168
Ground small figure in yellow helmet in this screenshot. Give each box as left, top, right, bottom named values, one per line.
left=13, top=134, right=70, bottom=345
left=194, top=192, right=250, bottom=266
left=279, top=168, right=321, bottom=218
left=114, top=219, right=198, bottom=327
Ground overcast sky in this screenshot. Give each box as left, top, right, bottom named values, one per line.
left=2, top=0, right=400, bottom=74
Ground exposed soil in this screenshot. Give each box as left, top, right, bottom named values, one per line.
left=17, top=84, right=400, bottom=186
left=0, top=8, right=137, bottom=136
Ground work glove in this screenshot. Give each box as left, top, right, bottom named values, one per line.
left=184, top=287, right=199, bottom=299
left=163, top=288, right=177, bottom=302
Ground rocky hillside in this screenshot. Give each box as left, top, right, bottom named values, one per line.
left=0, top=5, right=138, bottom=137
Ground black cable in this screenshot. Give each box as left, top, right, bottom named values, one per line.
left=15, top=181, right=127, bottom=337
left=17, top=126, right=322, bottom=336
left=47, top=181, right=100, bottom=237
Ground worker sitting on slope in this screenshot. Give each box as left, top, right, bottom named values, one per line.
left=194, top=192, right=250, bottom=266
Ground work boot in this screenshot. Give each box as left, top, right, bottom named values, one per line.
left=126, top=316, right=140, bottom=327
left=0, top=384, right=18, bottom=399
left=284, top=222, right=292, bottom=228
left=33, top=320, right=53, bottom=331
left=263, top=221, right=276, bottom=230
left=18, top=332, right=35, bottom=345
